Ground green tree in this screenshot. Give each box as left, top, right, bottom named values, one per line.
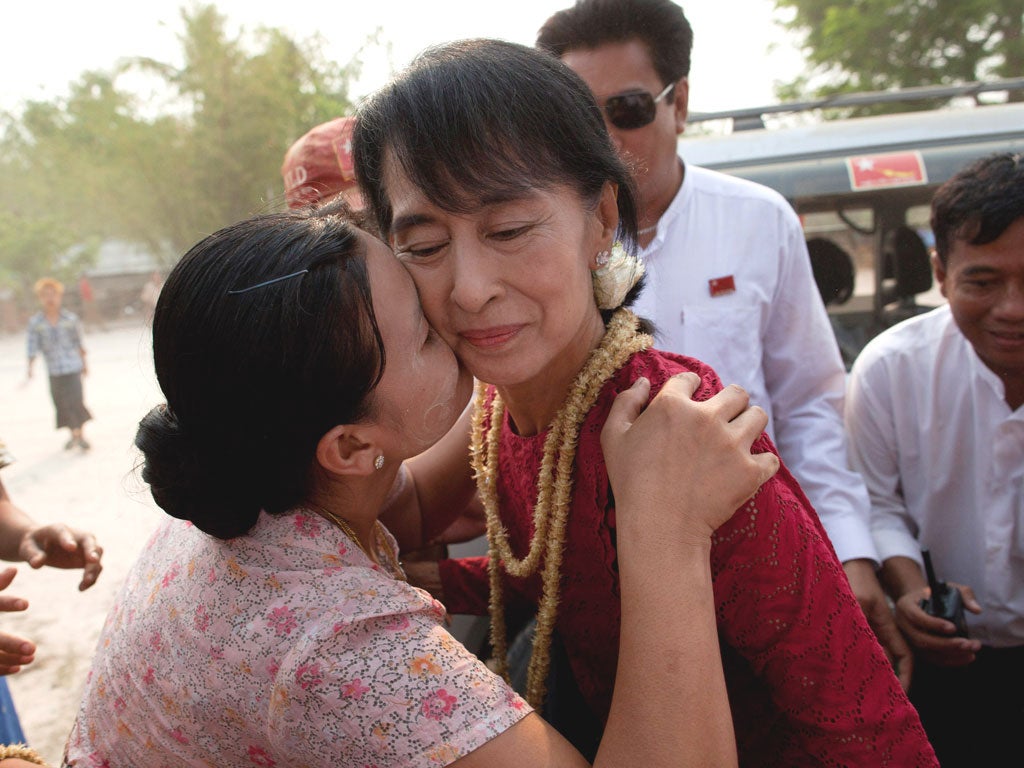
left=127, top=4, right=359, bottom=245
left=775, top=0, right=1024, bottom=108
left=0, top=3, right=362, bottom=299
left=6, top=72, right=172, bottom=253
left=0, top=106, right=89, bottom=307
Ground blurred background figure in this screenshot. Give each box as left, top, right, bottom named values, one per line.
left=25, top=279, right=92, bottom=452
left=75, top=277, right=104, bottom=333
left=281, top=116, right=364, bottom=211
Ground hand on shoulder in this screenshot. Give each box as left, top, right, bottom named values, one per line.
left=601, top=373, right=779, bottom=546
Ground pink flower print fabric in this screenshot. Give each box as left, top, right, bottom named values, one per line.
left=64, top=510, right=529, bottom=767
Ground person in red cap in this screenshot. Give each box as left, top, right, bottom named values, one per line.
left=281, top=117, right=364, bottom=211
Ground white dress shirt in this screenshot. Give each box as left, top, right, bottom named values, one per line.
left=635, top=162, right=877, bottom=564
left=846, top=305, right=1024, bottom=646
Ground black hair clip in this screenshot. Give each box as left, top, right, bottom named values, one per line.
left=227, top=269, right=310, bottom=295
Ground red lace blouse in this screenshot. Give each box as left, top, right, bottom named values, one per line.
left=438, top=349, right=937, bottom=766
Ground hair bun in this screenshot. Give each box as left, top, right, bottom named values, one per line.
left=134, top=405, right=260, bottom=538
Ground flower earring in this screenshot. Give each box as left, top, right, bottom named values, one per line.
left=374, top=455, right=385, bottom=471
left=592, top=242, right=645, bottom=310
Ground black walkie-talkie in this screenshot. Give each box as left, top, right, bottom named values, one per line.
left=919, top=550, right=969, bottom=638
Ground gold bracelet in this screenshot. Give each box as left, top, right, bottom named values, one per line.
left=0, top=743, right=48, bottom=765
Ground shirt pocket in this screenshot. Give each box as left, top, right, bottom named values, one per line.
left=673, top=303, right=764, bottom=391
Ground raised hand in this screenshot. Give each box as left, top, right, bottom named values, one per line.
left=19, top=524, right=104, bottom=591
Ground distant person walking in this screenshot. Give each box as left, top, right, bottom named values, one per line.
left=26, top=279, right=92, bottom=451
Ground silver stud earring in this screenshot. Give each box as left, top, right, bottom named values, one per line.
left=595, top=249, right=611, bottom=267
left=374, top=455, right=385, bottom=471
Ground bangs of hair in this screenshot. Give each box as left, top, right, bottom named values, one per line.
left=355, top=39, right=629, bottom=236
left=389, top=120, right=561, bottom=216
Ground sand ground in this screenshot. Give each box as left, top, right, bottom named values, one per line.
left=0, top=320, right=165, bottom=765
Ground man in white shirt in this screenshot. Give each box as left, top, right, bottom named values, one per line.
left=845, top=152, right=1024, bottom=768
left=537, top=0, right=908, bottom=679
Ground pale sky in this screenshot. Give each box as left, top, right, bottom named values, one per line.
left=1, top=0, right=804, bottom=115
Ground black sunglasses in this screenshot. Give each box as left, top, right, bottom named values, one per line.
left=601, top=83, right=675, bottom=130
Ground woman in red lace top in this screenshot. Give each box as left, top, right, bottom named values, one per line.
left=353, top=39, right=937, bottom=766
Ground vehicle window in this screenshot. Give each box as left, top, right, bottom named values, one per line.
left=801, top=208, right=875, bottom=311
left=904, top=204, right=945, bottom=309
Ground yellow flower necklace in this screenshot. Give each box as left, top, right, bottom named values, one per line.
left=470, top=308, right=652, bottom=710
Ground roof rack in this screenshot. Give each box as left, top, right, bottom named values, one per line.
left=689, top=78, right=1024, bottom=131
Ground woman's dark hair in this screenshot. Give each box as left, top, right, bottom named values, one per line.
left=353, top=38, right=639, bottom=253
left=536, top=0, right=694, bottom=86
left=135, top=206, right=385, bottom=539
left=931, top=152, right=1024, bottom=266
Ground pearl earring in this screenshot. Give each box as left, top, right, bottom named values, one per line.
left=374, top=455, right=385, bottom=471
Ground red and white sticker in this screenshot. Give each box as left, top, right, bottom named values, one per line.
left=846, top=151, right=928, bottom=190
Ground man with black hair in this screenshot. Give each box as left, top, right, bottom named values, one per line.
left=846, top=152, right=1024, bottom=768
left=537, top=0, right=907, bottom=681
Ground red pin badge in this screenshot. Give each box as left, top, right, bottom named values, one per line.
left=708, top=275, right=736, bottom=297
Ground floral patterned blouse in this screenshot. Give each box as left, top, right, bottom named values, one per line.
left=64, top=510, right=529, bottom=767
